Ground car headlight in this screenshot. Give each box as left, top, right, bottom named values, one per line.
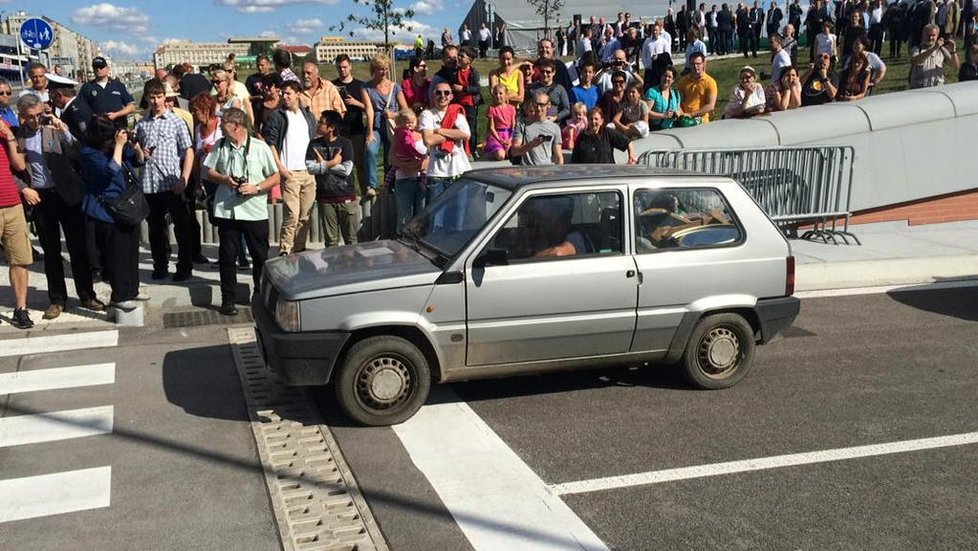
left=274, top=299, right=300, bottom=332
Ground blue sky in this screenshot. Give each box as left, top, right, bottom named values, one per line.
left=24, top=0, right=467, bottom=60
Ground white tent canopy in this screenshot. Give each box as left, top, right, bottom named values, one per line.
left=460, top=0, right=679, bottom=54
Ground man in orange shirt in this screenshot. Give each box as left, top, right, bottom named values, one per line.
left=300, top=62, right=345, bottom=119
left=676, top=52, right=718, bottom=124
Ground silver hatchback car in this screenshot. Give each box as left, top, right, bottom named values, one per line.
left=254, top=166, right=800, bottom=425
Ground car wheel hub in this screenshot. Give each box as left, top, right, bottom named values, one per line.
left=358, top=356, right=411, bottom=408
left=700, top=327, right=739, bottom=375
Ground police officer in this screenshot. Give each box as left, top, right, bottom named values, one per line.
left=79, top=56, right=135, bottom=129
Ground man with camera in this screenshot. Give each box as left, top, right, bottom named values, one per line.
left=510, top=92, right=563, bottom=166
left=202, top=107, right=279, bottom=316
left=15, top=93, right=104, bottom=321
left=596, top=49, right=644, bottom=94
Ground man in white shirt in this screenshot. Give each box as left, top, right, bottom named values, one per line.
left=770, top=33, right=792, bottom=81
left=641, top=23, right=672, bottom=90
left=596, top=49, right=644, bottom=94
left=420, top=82, right=471, bottom=207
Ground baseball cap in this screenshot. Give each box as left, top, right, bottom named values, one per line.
left=92, top=56, right=108, bottom=69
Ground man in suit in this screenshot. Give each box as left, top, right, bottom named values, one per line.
left=767, top=1, right=785, bottom=38
left=749, top=0, right=765, bottom=57
left=49, top=81, right=92, bottom=141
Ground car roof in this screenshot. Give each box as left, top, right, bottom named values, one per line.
left=465, top=165, right=711, bottom=190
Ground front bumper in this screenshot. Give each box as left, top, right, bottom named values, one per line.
left=755, top=296, right=801, bottom=344
left=253, top=297, right=350, bottom=386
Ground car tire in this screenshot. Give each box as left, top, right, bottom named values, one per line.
left=334, top=335, right=431, bottom=426
left=681, top=313, right=755, bottom=390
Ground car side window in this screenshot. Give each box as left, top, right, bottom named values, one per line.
left=485, top=191, right=623, bottom=261
left=633, top=188, right=743, bottom=253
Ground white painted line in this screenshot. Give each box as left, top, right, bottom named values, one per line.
left=0, top=406, right=114, bottom=448
left=551, top=431, right=978, bottom=496
left=795, top=278, right=978, bottom=299
left=393, top=390, right=609, bottom=551
left=0, top=466, right=111, bottom=523
left=0, top=330, right=119, bottom=358
left=0, top=363, right=115, bottom=395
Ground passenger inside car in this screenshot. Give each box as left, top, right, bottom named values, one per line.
left=635, top=190, right=736, bottom=251
left=524, top=196, right=591, bottom=257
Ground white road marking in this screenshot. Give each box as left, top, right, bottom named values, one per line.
left=0, top=466, right=112, bottom=523
left=0, top=330, right=119, bottom=358
left=0, top=406, right=114, bottom=448
left=393, top=390, right=609, bottom=551
left=551, top=431, right=978, bottom=496
left=795, top=278, right=978, bottom=299
left=0, top=363, right=116, bottom=395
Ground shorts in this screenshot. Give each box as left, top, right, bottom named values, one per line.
left=0, top=203, right=33, bottom=266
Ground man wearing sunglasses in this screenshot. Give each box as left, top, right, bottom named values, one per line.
left=527, top=58, right=570, bottom=124
left=510, top=92, right=562, bottom=166
left=0, top=78, right=18, bottom=128
left=420, top=82, right=471, bottom=204
left=800, top=52, right=839, bottom=105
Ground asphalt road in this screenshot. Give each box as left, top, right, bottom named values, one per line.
left=0, top=325, right=278, bottom=551
left=329, top=285, right=978, bottom=550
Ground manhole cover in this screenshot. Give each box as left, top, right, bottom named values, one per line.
left=163, top=307, right=253, bottom=328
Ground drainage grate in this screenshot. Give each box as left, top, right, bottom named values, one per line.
left=227, top=328, right=388, bottom=551
left=163, top=308, right=253, bottom=328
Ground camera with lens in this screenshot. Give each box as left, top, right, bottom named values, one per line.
left=232, top=175, right=248, bottom=194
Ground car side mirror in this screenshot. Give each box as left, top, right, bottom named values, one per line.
left=475, top=248, right=509, bottom=268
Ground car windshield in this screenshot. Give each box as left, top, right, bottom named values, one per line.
left=400, top=178, right=513, bottom=258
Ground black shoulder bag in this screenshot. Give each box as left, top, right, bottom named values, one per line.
left=101, top=162, right=150, bottom=227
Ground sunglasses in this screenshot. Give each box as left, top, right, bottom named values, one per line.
left=534, top=101, right=550, bottom=107
left=613, top=80, right=626, bottom=85
left=434, top=90, right=452, bottom=96
left=0, top=91, right=10, bottom=96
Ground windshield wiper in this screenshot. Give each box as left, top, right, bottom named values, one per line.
left=398, top=226, right=423, bottom=252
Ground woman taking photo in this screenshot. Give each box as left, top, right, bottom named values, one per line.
left=79, top=116, right=145, bottom=311
left=364, top=54, right=408, bottom=197
left=489, top=46, right=525, bottom=108
left=570, top=107, right=637, bottom=165
left=401, top=56, right=430, bottom=111
left=645, top=66, right=683, bottom=131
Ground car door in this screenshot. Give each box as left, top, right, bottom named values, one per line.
left=631, top=185, right=748, bottom=353
left=465, top=188, right=639, bottom=367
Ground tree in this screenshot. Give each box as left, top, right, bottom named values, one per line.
left=528, top=0, right=565, bottom=39
left=334, top=0, right=415, bottom=52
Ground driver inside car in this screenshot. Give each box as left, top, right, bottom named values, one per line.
left=521, top=196, right=590, bottom=257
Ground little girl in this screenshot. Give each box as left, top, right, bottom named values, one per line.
left=613, top=84, right=651, bottom=139
left=483, top=84, right=517, bottom=161
left=389, top=109, right=429, bottom=230
left=561, top=102, right=588, bottom=150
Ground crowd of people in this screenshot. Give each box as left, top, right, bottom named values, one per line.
left=1, top=1, right=975, bottom=328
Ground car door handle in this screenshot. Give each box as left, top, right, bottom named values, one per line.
left=626, top=270, right=636, bottom=278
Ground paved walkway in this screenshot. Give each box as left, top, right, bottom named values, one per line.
left=1, top=220, right=976, bottom=331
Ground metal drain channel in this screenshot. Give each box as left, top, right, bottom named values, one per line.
left=227, top=327, right=388, bottom=551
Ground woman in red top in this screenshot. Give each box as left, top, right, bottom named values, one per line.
left=401, top=57, right=430, bottom=112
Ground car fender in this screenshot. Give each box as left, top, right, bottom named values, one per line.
left=662, top=293, right=760, bottom=363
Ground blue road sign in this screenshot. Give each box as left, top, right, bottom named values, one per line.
left=21, top=18, right=55, bottom=50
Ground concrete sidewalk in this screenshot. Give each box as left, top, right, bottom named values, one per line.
left=1, top=220, right=976, bottom=332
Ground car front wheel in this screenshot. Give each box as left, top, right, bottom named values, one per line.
left=335, top=335, right=431, bottom=426
left=682, top=313, right=756, bottom=389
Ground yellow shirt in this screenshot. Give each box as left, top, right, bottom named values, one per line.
left=677, top=73, right=718, bottom=123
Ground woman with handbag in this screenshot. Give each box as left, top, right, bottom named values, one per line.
left=363, top=54, right=408, bottom=198
left=79, top=115, right=146, bottom=311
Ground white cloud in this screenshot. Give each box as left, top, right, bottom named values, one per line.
left=258, top=30, right=279, bottom=38
left=352, top=20, right=435, bottom=44
left=409, top=0, right=443, bottom=16
left=102, top=40, right=140, bottom=57
left=216, top=0, right=339, bottom=13
left=72, top=3, right=150, bottom=34
left=290, top=18, right=322, bottom=35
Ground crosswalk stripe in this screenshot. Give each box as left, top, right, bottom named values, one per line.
left=0, top=466, right=112, bottom=523
left=0, top=330, right=119, bottom=358
left=0, top=363, right=116, bottom=395
left=0, top=406, right=114, bottom=448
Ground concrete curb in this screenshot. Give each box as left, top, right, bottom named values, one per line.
left=796, top=254, right=978, bottom=291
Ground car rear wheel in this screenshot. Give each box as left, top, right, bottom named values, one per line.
left=335, top=336, right=431, bottom=426
left=682, top=313, right=755, bottom=389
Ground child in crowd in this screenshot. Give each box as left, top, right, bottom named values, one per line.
left=562, top=101, right=588, bottom=149
left=613, top=84, right=651, bottom=139
left=388, top=109, right=428, bottom=188
left=484, top=84, right=517, bottom=160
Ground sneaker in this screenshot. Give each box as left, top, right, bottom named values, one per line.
left=42, top=303, right=64, bottom=320
left=219, top=301, right=238, bottom=316
left=172, top=271, right=193, bottom=282
left=192, top=254, right=210, bottom=264
left=366, top=187, right=377, bottom=198
left=109, top=300, right=139, bottom=312
left=11, top=308, right=34, bottom=329
left=151, top=269, right=168, bottom=280
left=134, top=292, right=151, bottom=301
left=80, top=298, right=107, bottom=312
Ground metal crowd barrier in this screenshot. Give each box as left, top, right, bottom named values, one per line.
left=639, top=146, right=859, bottom=245
left=140, top=194, right=398, bottom=246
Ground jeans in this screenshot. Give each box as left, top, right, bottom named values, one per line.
left=394, top=177, right=426, bottom=230
left=426, top=176, right=460, bottom=231
left=363, top=129, right=385, bottom=191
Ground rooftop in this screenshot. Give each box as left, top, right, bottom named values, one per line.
left=466, top=165, right=704, bottom=190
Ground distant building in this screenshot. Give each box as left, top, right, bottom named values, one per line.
left=154, top=37, right=280, bottom=70
left=314, top=37, right=386, bottom=63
